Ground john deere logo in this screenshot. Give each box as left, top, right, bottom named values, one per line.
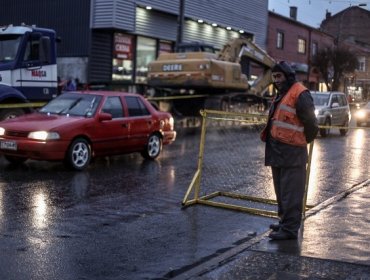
left=163, top=64, right=183, bottom=71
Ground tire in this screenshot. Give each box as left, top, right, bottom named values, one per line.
left=65, top=138, right=91, bottom=170
left=141, top=134, right=162, bottom=160
left=339, top=119, right=349, bottom=136
left=320, top=118, right=331, bottom=137
left=0, top=108, right=24, bottom=121
left=4, top=155, right=27, bottom=164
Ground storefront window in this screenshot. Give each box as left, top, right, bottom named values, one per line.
left=136, top=36, right=156, bottom=84
left=159, top=41, right=173, bottom=54
left=112, top=33, right=133, bottom=81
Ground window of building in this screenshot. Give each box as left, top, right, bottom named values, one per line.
left=312, top=42, right=318, bottom=57
left=358, top=56, right=366, bottom=72
left=112, top=33, right=134, bottom=81
left=276, top=31, right=284, bottom=49
left=298, top=38, right=306, bottom=54
left=136, top=36, right=156, bottom=84
left=159, top=41, right=173, bottom=54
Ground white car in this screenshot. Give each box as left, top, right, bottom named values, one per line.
left=312, top=91, right=351, bottom=137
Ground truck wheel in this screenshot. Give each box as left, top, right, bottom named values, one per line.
left=65, top=138, right=91, bottom=170
left=339, top=119, right=349, bottom=136
left=320, top=118, right=331, bottom=137
left=4, top=155, right=27, bottom=164
left=141, top=134, right=162, bottom=160
left=0, top=108, right=24, bottom=121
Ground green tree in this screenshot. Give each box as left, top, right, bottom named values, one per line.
left=312, top=47, right=358, bottom=91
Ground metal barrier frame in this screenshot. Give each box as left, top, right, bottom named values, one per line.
left=182, top=109, right=314, bottom=218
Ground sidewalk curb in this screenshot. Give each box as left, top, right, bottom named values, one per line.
left=171, top=179, right=370, bottom=280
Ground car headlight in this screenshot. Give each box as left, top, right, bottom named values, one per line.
left=314, top=109, right=323, bottom=116
left=355, top=110, right=366, bottom=119
left=28, top=131, right=60, bottom=140
left=0, top=127, right=4, bottom=136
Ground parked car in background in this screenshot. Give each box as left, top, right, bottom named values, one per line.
left=312, top=91, right=351, bottom=137
left=0, top=91, right=176, bottom=170
left=354, top=101, right=370, bottom=127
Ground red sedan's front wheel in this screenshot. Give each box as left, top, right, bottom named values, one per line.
left=65, top=138, right=91, bottom=170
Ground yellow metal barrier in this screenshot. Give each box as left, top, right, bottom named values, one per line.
left=146, top=94, right=208, bottom=101
left=0, top=102, right=46, bottom=109
left=182, top=109, right=314, bottom=219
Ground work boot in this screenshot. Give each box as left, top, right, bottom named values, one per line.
left=268, top=229, right=297, bottom=240
left=269, top=223, right=281, bottom=231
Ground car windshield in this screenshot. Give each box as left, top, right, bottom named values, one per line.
left=312, top=94, right=330, bottom=106
left=39, top=93, right=102, bottom=117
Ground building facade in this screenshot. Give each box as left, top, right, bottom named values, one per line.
left=267, top=9, right=335, bottom=91
left=0, top=0, right=269, bottom=93
left=320, top=6, right=370, bottom=101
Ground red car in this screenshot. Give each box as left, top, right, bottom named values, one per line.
left=0, top=91, right=176, bottom=170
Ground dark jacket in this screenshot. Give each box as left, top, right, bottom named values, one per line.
left=265, top=83, right=318, bottom=167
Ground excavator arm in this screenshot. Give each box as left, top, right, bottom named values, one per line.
left=218, top=38, right=275, bottom=66
left=218, top=38, right=276, bottom=96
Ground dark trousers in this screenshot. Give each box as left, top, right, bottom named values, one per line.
left=271, top=165, right=306, bottom=236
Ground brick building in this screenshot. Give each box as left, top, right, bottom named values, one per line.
left=267, top=9, right=335, bottom=91
left=320, top=6, right=370, bottom=101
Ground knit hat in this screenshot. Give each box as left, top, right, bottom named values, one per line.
left=272, top=61, right=295, bottom=78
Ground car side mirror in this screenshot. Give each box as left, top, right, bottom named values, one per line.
left=332, top=102, right=339, bottom=108
left=98, top=112, right=112, bottom=121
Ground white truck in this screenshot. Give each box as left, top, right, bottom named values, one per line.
left=0, top=24, right=59, bottom=120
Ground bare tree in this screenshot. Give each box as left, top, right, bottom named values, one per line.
left=312, top=47, right=358, bottom=91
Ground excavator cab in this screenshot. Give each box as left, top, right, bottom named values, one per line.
left=176, top=42, right=216, bottom=53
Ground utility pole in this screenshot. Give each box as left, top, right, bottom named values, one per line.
left=176, top=0, right=185, bottom=50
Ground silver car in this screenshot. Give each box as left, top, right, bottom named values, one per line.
left=312, top=91, right=351, bottom=137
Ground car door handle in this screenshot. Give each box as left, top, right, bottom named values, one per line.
left=122, top=123, right=129, bottom=128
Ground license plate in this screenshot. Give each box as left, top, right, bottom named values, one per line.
left=0, top=140, right=17, bottom=151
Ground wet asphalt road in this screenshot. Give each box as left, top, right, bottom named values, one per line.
left=0, top=120, right=368, bottom=280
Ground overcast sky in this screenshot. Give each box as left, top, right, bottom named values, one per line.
left=268, top=0, right=370, bottom=27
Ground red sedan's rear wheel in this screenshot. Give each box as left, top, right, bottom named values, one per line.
left=141, top=134, right=162, bottom=160
left=65, top=138, right=91, bottom=170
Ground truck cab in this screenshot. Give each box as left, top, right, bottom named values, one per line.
left=0, top=24, right=58, bottom=119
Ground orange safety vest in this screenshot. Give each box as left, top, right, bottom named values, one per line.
left=269, top=83, right=308, bottom=147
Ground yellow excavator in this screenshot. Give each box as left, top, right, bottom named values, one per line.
left=147, top=38, right=276, bottom=116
